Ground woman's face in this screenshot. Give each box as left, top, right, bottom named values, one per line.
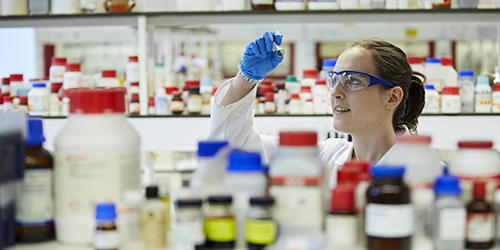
left=330, top=47, right=394, bottom=135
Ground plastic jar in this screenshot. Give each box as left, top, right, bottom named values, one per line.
left=190, top=141, right=229, bottom=196
left=29, top=0, right=49, bottom=15
left=222, top=0, right=246, bottom=10
left=475, top=76, right=492, bottom=113
left=2, top=0, right=28, bottom=16
left=285, top=76, right=301, bottom=95
left=441, top=57, right=458, bottom=88
left=269, top=131, right=323, bottom=236
left=458, top=70, right=475, bottom=113
left=319, top=58, right=337, bottom=80
left=366, top=166, right=413, bottom=250
left=51, top=0, right=80, bottom=14
left=340, top=0, right=359, bottom=9
left=97, top=70, right=120, bottom=88
left=289, top=93, right=301, bottom=114
left=49, top=57, right=67, bottom=84
left=312, top=80, right=329, bottom=114
left=125, top=56, right=139, bottom=83
left=205, top=196, right=235, bottom=249
left=252, top=0, right=274, bottom=9
left=422, top=85, right=440, bottom=114
left=9, top=74, right=24, bottom=97
left=449, top=141, right=500, bottom=202
left=408, top=56, right=425, bottom=73
left=63, top=63, right=82, bottom=90
left=28, top=83, right=50, bottom=116
left=441, top=86, right=461, bottom=114
left=492, top=84, right=500, bottom=113
left=54, top=88, right=140, bottom=244
left=308, top=0, right=339, bottom=10
left=425, top=58, right=445, bottom=92
left=275, top=0, right=307, bottom=10
left=302, top=69, right=318, bottom=86
left=173, top=198, right=205, bottom=250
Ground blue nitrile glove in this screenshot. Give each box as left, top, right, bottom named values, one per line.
left=240, top=30, right=284, bottom=80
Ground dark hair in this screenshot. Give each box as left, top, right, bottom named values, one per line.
left=347, top=39, right=426, bottom=133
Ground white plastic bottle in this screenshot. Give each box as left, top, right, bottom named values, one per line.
left=319, top=59, right=337, bottom=81
left=269, top=131, right=324, bottom=236
left=422, top=85, right=440, bottom=114
left=275, top=0, right=307, bottom=10
left=340, top=0, right=359, bottom=8
left=97, top=70, right=121, bottom=88
left=55, top=88, right=140, bottom=244
left=492, top=84, right=500, bottom=113
left=285, top=76, right=301, bottom=95
left=440, top=57, right=458, bottom=88
left=155, top=88, right=168, bottom=115
left=51, top=0, right=80, bottom=14
left=408, top=56, right=425, bottom=74
left=9, top=74, right=25, bottom=97
left=458, top=70, right=475, bottom=113
left=28, top=83, right=50, bottom=116
left=50, top=57, right=67, bottom=85
left=475, top=76, right=492, bottom=113
left=289, top=94, right=301, bottom=114
left=312, top=80, right=329, bottom=114
left=224, top=151, right=266, bottom=249
left=302, top=69, right=318, bottom=87
left=2, top=0, right=28, bottom=15
left=308, top=0, right=339, bottom=10
left=424, top=58, right=445, bottom=92
left=63, top=63, right=82, bottom=90
left=49, top=84, right=61, bottom=117
left=126, top=56, right=139, bottom=83
left=441, top=86, right=461, bottom=114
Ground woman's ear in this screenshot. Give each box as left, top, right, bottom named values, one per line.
left=386, top=86, right=403, bottom=110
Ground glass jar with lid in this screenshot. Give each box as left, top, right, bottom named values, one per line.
left=205, top=195, right=235, bottom=249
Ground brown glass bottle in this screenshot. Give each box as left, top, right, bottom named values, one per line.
left=15, top=119, right=55, bottom=243
left=251, top=0, right=274, bottom=10
left=171, top=91, right=184, bottom=115
left=365, top=166, right=412, bottom=250
left=466, top=181, right=494, bottom=249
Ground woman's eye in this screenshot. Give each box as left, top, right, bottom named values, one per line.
left=345, top=76, right=361, bottom=85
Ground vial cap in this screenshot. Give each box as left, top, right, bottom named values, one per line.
left=441, top=57, right=453, bottom=66
left=185, top=80, right=200, bottom=88
left=51, top=57, right=67, bottom=66
left=148, top=97, right=155, bottom=107
left=407, top=56, right=423, bottom=65
left=459, top=70, right=474, bottom=77
left=396, top=135, right=432, bottom=145
left=68, top=88, right=126, bottom=114
left=197, top=141, right=229, bottom=157
left=130, top=93, right=139, bottom=102
left=426, top=58, right=441, bottom=64
left=434, top=174, right=461, bottom=195
left=128, top=56, right=138, bottom=62
left=261, top=78, right=273, bottom=85
left=101, top=70, right=116, bottom=78
left=10, top=74, right=23, bottom=82
left=323, top=59, right=337, bottom=67
left=458, top=141, right=493, bottom=149
left=290, top=93, right=300, bottom=100
left=208, top=195, right=233, bottom=205
left=330, top=185, right=354, bottom=213
left=95, top=203, right=117, bottom=220
left=33, top=83, right=46, bottom=88
left=145, top=186, right=159, bottom=199
left=165, top=86, right=178, bottom=95
left=424, top=84, right=435, bottom=90
left=2, top=78, right=9, bottom=84
left=227, top=151, right=263, bottom=173
left=286, top=76, right=297, bottom=82
left=177, top=198, right=203, bottom=208
left=473, top=181, right=486, bottom=198
left=130, top=82, right=139, bottom=87
left=477, top=76, right=489, bottom=85
left=259, top=85, right=274, bottom=96
left=66, top=63, right=81, bottom=72
left=303, top=69, right=318, bottom=79
left=200, top=77, right=213, bottom=87
left=250, top=196, right=275, bottom=206
left=343, top=160, right=371, bottom=182
left=337, top=167, right=358, bottom=184
left=19, top=96, right=27, bottom=105
left=301, top=86, right=311, bottom=92
left=441, top=86, right=459, bottom=95
left=371, top=166, right=405, bottom=178
left=265, top=92, right=274, bottom=102
left=25, top=119, right=45, bottom=146
left=494, top=84, right=500, bottom=92
left=3, top=96, right=12, bottom=103
left=279, top=131, right=317, bottom=146
left=315, top=80, right=326, bottom=85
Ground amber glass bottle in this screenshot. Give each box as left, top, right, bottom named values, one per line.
left=365, top=166, right=413, bottom=250
left=466, top=181, right=494, bottom=249
left=251, top=0, right=274, bottom=9
left=15, top=119, right=55, bottom=243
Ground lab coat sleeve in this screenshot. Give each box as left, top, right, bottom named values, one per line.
left=207, top=78, right=278, bottom=164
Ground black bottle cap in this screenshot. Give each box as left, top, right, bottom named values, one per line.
left=177, top=198, right=203, bottom=208
left=250, top=196, right=275, bottom=206
left=208, top=195, right=233, bottom=205
left=145, top=186, right=159, bottom=199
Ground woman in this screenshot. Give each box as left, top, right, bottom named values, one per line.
left=207, top=30, right=425, bottom=187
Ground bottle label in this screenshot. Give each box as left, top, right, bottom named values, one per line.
left=205, top=217, right=235, bottom=242
left=467, top=213, right=494, bottom=242
left=475, top=93, right=492, bottom=111
left=269, top=176, right=323, bottom=230
left=129, top=102, right=140, bottom=114
left=492, top=92, right=500, bottom=113
left=174, top=220, right=205, bottom=249
left=423, top=91, right=440, bottom=113
left=28, top=94, right=49, bottom=115
left=365, top=203, right=414, bottom=238
left=245, top=219, right=277, bottom=245
left=94, top=230, right=120, bottom=249
left=170, top=100, right=184, bottom=113
left=187, top=95, right=202, bottom=113
left=265, top=102, right=276, bottom=113
left=15, top=168, right=53, bottom=225
left=326, top=215, right=357, bottom=246
left=140, top=209, right=167, bottom=249
left=442, top=96, right=461, bottom=113
left=439, top=208, right=466, bottom=241
left=1, top=85, right=10, bottom=95
left=454, top=174, right=500, bottom=202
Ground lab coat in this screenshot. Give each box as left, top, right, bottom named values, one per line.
left=208, top=78, right=395, bottom=187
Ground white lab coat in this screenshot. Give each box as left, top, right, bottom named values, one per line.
left=208, top=78, right=395, bottom=187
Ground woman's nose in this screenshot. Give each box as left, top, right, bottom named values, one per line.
left=330, top=81, right=345, bottom=100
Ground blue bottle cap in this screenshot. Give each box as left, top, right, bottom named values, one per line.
left=323, top=59, right=337, bottom=68
left=197, top=141, right=228, bottom=157
left=95, top=203, right=117, bottom=220
left=434, top=174, right=461, bottom=195
left=459, top=70, right=474, bottom=77
left=25, top=119, right=45, bottom=146
left=426, top=58, right=441, bottom=64
left=33, top=83, right=46, bottom=88
left=424, top=84, right=435, bottom=90
left=200, top=77, right=213, bottom=87
left=477, top=76, right=489, bottom=85
left=227, top=151, right=263, bottom=173
left=371, top=166, right=405, bottom=178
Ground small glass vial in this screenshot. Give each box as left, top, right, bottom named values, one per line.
left=466, top=181, right=494, bottom=249
left=129, top=93, right=140, bottom=115
left=246, top=197, right=277, bottom=250
left=205, top=195, right=236, bottom=249
left=264, top=92, right=275, bottom=114
left=441, top=86, right=461, bottom=114
left=366, top=166, right=413, bottom=250
left=252, top=0, right=274, bottom=9
left=173, top=198, right=205, bottom=250
left=187, top=86, right=202, bottom=115
left=171, top=91, right=184, bottom=115
left=94, top=203, right=120, bottom=250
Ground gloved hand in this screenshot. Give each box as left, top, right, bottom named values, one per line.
left=240, top=30, right=284, bottom=80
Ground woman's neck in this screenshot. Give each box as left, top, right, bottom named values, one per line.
left=351, top=126, right=396, bottom=164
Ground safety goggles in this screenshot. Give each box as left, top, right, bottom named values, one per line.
left=327, top=70, right=395, bottom=92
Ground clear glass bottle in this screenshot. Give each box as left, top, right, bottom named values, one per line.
left=246, top=197, right=277, bottom=250
left=173, top=198, right=205, bottom=250
left=205, top=195, right=235, bottom=249
left=94, top=203, right=120, bottom=250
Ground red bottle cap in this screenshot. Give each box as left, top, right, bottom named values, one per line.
left=316, top=80, right=326, bottom=85
left=442, top=86, right=459, bottom=95
left=101, top=70, right=116, bottom=78
left=458, top=141, right=493, bottom=149
left=3, top=96, right=13, bottom=103
left=396, top=135, right=432, bottom=144
left=259, top=85, right=274, bottom=96
left=265, top=92, right=274, bottom=102
left=19, top=96, right=28, bottom=105
left=185, top=80, right=200, bottom=87
left=165, top=86, right=178, bottom=95
left=343, top=160, right=371, bottom=182
left=148, top=97, right=155, bottom=107
left=261, top=78, right=273, bottom=85
left=301, top=86, right=311, bottom=93
left=66, top=63, right=81, bottom=72
left=493, top=84, right=500, bottom=92
left=51, top=57, right=67, bottom=66
left=290, top=93, right=300, bottom=100
left=131, top=93, right=139, bottom=102
left=303, top=69, right=318, bottom=79
left=279, top=131, right=317, bottom=146
left=258, top=97, right=266, bottom=103
left=68, top=88, right=126, bottom=114
left=330, top=185, right=355, bottom=213
left=10, top=74, right=23, bottom=82
left=2, top=78, right=9, bottom=84
left=473, top=181, right=486, bottom=198
left=407, top=56, right=423, bottom=65
left=130, top=82, right=139, bottom=87
left=441, top=57, right=453, bottom=66
left=51, top=83, right=63, bottom=93
left=128, top=56, right=138, bottom=62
